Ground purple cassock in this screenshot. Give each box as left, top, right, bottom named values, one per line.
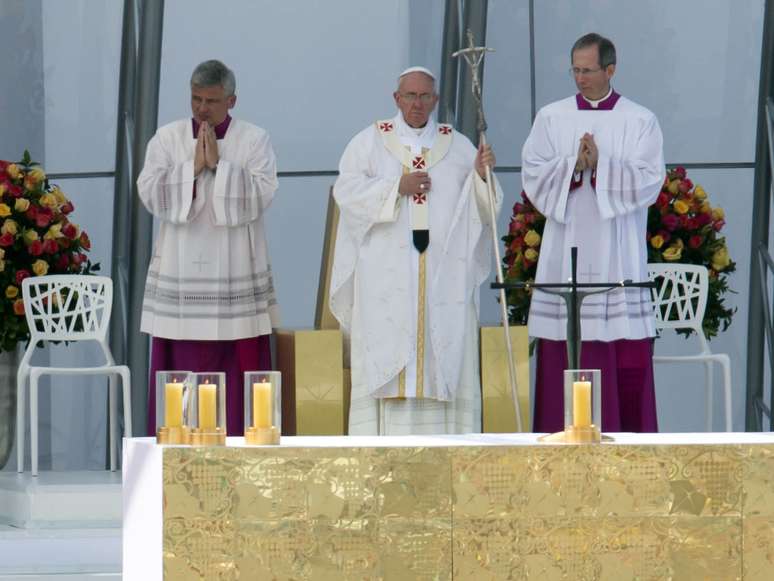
left=146, top=114, right=273, bottom=436
left=532, top=90, right=659, bottom=434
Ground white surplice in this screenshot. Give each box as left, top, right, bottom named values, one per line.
left=137, top=118, right=280, bottom=340
left=331, top=113, right=502, bottom=435
left=522, top=95, right=665, bottom=341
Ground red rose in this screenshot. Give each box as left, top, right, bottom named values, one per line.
left=679, top=214, right=691, bottom=227
left=696, top=212, right=712, bottom=226
left=35, top=207, right=52, bottom=228
left=79, top=231, right=91, bottom=250
left=59, top=238, right=71, bottom=249
left=678, top=179, right=692, bottom=194
left=524, top=213, right=536, bottom=224
left=55, top=253, right=69, bottom=270
left=28, top=240, right=43, bottom=256
left=655, top=192, right=670, bottom=208
left=510, top=236, right=524, bottom=251
left=673, top=166, right=687, bottom=179
left=43, top=238, right=58, bottom=254
left=685, top=217, right=699, bottom=231
left=689, top=235, right=703, bottom=249
left=713, top=219, right=726, bottom=231
left=509, top=220, right=524, bottom=234
left=512, top=202, right=525, bottom=214
left=0, top=232, right=14, bottom=247
left=25, top=205, right=38, bottom=220
left=661, top=213, right=679, bottom=231
left=0, top=161, right=8, bottom=172
left=61, top=201, right=74, bottom=214
left=62, top=223, right=78, bottom=239
left=657, top=230, right=671, bottom=243
left=15, top=269, right=31, bottom=285
left=8, top=184, right=23, bottom=198
left=13, top=299, right=26, bottom=316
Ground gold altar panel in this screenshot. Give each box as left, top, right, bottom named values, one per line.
left=480, top=326, right=530, bottom=432
left=163, top=446, right=452, bottom=580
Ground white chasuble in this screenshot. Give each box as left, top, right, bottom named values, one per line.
left=138, top=118, right=280, bottom=340
left=522, top=96, right=665, bottom=341
left=331, top=113, right=502, bottom=435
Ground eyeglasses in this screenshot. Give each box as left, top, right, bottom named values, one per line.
left=399, top=92, right=435, bottom=104
left=569, top=67, right=604, bottom=77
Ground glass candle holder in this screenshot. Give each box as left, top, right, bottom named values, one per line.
left=244, top=371, right=281, bottom=445
left=189, top=372, right=227, bottom=446
left=563, top=369, right=602, bottom=443
left=156, top=370, right=192, bottom=445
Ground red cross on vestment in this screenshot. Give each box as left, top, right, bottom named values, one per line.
left=439, top=125, right=452, bottom=135
left=413, top=192, right=426, bottom=204
left=378, top=122, right=393, bottom=132
left=412, top=156, right=426, bottom=170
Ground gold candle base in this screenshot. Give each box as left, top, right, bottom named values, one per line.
left=244, top=425, right=280, bottom=445
left=190, top=427, right=227, bottom=446
left=538, top=424, right=613, bottom=444
left=156, top=425, right=191, bottom=445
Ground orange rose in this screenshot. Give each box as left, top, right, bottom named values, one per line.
left=13, top=298, right=25, bottom=316
left=650, top=235, right=665, bottom=249
left=6, top=164, right=21, bottom=180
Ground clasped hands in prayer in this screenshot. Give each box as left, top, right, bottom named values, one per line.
left=194, top=121, right=219, bottom=176
left=398, top=143, right=495, bottom=196
left=575, top=132, right=598, bottom=172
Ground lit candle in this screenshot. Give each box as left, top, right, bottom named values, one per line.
left=198, top=381, right=217, bottom=430
left=165, top=380, right=184, bottom=427
left=572, top=379, right=592, bottom=427
left=252, top=380, right=272, bottom=429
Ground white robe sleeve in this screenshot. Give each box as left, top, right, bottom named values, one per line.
left=329, top=130, right=401, bottom=331
left=212, top=130, right=278, bottom=226
left=593, top=113, right=665, bottom=219
left=521, top=110, right=578, bottom=224
left=137, top=132, right=203, bottom=224
left=472, top=171, right=503, bottom=225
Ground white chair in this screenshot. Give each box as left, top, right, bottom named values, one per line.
left=647, top=263, right=732, bottom=431
left=16, top=275, right=132, bottom=476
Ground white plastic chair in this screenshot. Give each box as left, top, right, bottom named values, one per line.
left=16, top=275, right=132, bottom=476
left=647, top=263, right=732, bottom=431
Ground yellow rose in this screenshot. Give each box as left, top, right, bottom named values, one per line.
left=694, top=185, right=706, bottom=200
left=699, top=200, right=711, bottom=213
left=524, top=248, right=539, bottom=261
left=524, top=229, right=541, bottom=247
left=14, top=198, right=30, bottom=212
left=39, top=193, right=58, bottom=208
left=0, top=204, right=10, bottom=218
left=29, top=167, right=46, bottom=183
left=5, top=285, right=18, bottom=299
left=650, top=235, right=665, bottom=249
left=52, top=187, right=68, bottom=205
left=1, top=219, right=18, bottom=235
left=23, top=229, right=39, bottom=243
left=44, top=223, right=63, bottom=239
left=673, top=200, right=690, bottom=215
left=32, top=259, right=49, bottom=276
left=667, top=180, right=680, bottom=195
left=662, top=244, right=683, bottom=262
left=712, top=207, right=725, bottom=221
left=712, top=246, right=731, bottom=272
left=6, top=164, right=21, bottom=179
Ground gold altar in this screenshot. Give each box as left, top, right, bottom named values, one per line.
left=160, top=436, right=774, bottom=580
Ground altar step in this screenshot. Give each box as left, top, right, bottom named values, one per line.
left=0, top=471, right=122, bottom=578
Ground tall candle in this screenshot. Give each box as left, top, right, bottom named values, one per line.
left=252, top=380, right=272, bottom=429
left=198, top=382, right=217, bottom=430
left=572, top=380, right=592, bottom=427
left=165, top=381, right=183, bottom=427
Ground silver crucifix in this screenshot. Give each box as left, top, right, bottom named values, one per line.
left=453, top=29, right=523, bottom=432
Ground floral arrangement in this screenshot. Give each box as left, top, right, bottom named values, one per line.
left=501, top=167, right=735, bottom=339
left=0, top=151, right=98, bottom=352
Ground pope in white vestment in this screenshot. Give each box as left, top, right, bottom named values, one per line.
left=137, top=60, right=279, bottom=435
left=330, top=67, right=502, bottom=435
left=522, top=35, right=665, bottom=432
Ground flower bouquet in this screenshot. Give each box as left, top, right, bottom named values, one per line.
left=501, top=167, right=735, bottom=339
left=0, top=151, right=99, bottom=352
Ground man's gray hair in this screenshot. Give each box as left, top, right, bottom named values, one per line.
left=190, top=60, right=236, bottom=96
left=571, top=33, right=616, bottom=68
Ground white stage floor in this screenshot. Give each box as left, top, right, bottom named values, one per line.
left=0, top=471, right=121, bottom=579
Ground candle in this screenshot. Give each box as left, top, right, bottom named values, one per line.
left=198, top=382, right=217, bottom=430
left=165, top=380, right=184, bottom=427
left=572, top=379, right=592, bottom=427
left=252, top=380, right=272, bottom=429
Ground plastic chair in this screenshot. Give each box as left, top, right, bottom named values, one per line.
left=16, top=275, right=132, bottom=476
left=647, top=264, right=732, bottom=431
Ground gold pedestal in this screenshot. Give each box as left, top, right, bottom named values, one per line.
left=189, top=427, right=226, bottom=446
left=480, top=325, right=531, bottom=432
left=156, top=426, right=190, bottom=445
left=539, top=424, right=614, bottom=444
left=244, top=425, right=280, bottom=445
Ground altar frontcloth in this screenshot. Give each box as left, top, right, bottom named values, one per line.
left=123, top=433, right=774, bottom=580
